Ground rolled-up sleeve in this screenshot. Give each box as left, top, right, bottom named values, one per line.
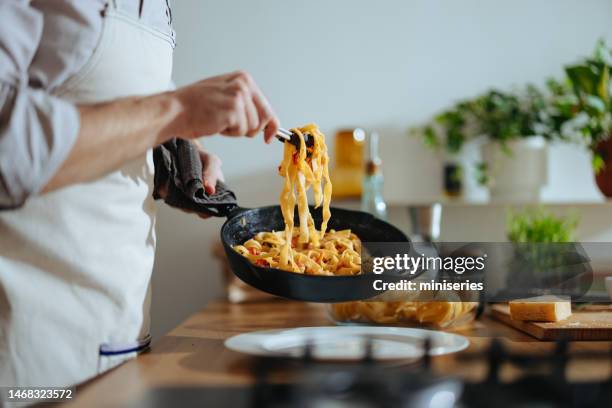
left=0, top=1, right=80, bottom=209
left=0, top=85, right=79, bottom=208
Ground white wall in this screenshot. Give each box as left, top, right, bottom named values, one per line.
left=150, top=0, right=612, bottom=338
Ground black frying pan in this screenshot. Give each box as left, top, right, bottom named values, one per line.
left=202, top=188, right=410, bottom=302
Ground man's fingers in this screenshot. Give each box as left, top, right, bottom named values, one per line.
left=174, top=69, right=279, bottom=140
left=201, top=70, right=278, bottom=142
left=263, top=116, right=280, bottom=144
left=225, top=70, right=250, bottom=83
left=203, top=169, right=218, bottom=195
left=244, top=96, right=259, bottom=137
left=221, top=98, right=248, bottom=136
left=228, top=70, right=278, bottom=141
left=230, top=75, right=259, bottom=137
left=201, top=152, right=223, bottom=195
left=251, top=91, right=279, bottom=143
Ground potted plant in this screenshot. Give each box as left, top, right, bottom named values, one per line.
left=546, top=40, right=612, bottom=197
left=505, top=208, right=589, bottom=297
left=507, top=208, right=577, bottom=243
left=414, top=86, right=555, bottom=202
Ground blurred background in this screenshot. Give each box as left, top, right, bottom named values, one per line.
left=151, top=0, right=612, bottom=338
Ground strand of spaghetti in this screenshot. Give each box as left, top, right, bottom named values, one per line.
left=295, top=128, right=320, bottom=246
left=279, top=142, right=297, bottom=269
left=320, top=134, right=332, bottom=237
left=309, top=128, right=324, bottom=207
left=294, top=130, right=311, bottom=244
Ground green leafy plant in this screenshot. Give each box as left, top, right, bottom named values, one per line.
left=506, top=209, right=584, bottom=289
left=413, top=39, right=612, bottom=180
left=413, top=85, right=554, bottom=155
left=507, top=208, right=578, bottom=243
left=474, top=161, right=489, bottom=186
left=546, top=39, right=612, bottom=172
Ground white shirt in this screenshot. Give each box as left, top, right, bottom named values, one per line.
left=0, top=0, right=174, bottom=208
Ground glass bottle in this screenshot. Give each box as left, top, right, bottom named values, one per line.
left=361, top=132, right=387, bottom=220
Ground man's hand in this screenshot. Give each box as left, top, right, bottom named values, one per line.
left=44, top=70, right=277, bottom=193
left=199, top=147, right=224, bottom=195
left=195, top=146, right=224, bottom=219
left=154, top=143, right=224, bottom=219
left=171, top=71, right=279, bottom=143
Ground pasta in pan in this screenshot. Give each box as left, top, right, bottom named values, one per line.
left=233, top=124, right=361, bottom=276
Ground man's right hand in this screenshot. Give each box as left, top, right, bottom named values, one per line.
left=45, top=70, right=279, bottom=193
left=171, top=70, right=279, bottom=143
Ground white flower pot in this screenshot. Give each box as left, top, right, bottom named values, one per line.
left=481, top=137, right=548, bottom=202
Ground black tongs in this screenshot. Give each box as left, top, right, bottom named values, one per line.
left=275, top=128, right=314, bottom=151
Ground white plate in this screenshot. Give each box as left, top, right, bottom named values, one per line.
left=224, top=326, right=469, bottom=360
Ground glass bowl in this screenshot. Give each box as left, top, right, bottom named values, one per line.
left=327, top=301, right=478, bottom=329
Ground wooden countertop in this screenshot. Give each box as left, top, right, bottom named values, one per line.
left=66, top=300, right=611, bottom=407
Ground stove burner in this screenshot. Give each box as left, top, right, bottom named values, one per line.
left=131, top=338, right=612, bottom=408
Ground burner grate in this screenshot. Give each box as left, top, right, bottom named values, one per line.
left=131, top=338, right=611, bottom=408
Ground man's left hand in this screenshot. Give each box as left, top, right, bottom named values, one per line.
left=196, top=145, right=224, bottom=219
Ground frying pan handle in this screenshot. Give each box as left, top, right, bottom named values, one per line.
left=196, top=181, right=250, bottom=218
left=202, top=202, right=238, bottom=218
left=225, top=205, right=251, bottom=219
left=203, top=203, right=250, bottom=218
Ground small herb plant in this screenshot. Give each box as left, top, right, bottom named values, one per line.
left=506, top=208, right=581, bottom=286
left=507, top=208, right=578, bottom=243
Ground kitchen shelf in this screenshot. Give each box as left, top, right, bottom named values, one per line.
left=334, top=197, right=612, bottom=209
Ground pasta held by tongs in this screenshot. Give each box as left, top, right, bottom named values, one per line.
left=233, top=124, right=361, bottom=276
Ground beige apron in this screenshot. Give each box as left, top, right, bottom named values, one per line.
left=0, top=1, right=173, bottom=387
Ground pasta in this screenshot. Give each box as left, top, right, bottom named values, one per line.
left=329, top=301, right=478, bottom=328
left=233, top=124, right=361, bottom=275
left=233, top=123, right=478, bottom=328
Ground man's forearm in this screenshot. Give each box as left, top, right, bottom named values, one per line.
left=43, top=92, right=182, bottom=192
left=42, top=70, right=279, bottom=194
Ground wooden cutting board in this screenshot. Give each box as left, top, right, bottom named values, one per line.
left=491, top=304, right=612, bottom=341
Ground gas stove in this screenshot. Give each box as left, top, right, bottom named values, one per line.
left=132, top=338, right=611, bottom=408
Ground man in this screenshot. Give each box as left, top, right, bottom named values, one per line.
left=0, top=0, right=279, bottom=387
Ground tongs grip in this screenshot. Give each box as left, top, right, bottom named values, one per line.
left=275, top=128, right=314, bottom=151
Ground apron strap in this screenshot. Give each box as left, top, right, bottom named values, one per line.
left=99, top=334, right=152, bottom=356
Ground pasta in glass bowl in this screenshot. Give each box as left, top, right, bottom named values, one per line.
left=327, top=300, right=479, bottom=329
